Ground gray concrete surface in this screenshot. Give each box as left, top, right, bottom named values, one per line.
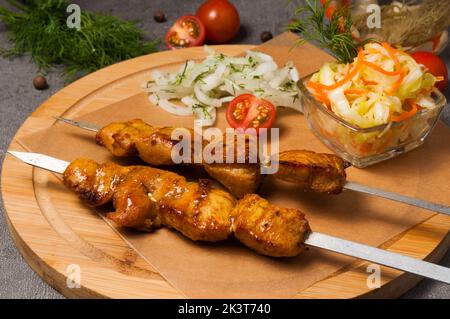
left=0, top=0, right=449, bottom=299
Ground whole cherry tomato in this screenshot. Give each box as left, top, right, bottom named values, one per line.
left=165, top=15, right=206, bottom=49
left=411, top=51, right=448, bottom=92
left=226, top=94, right=276, bottom=133
left=196, top=0, right=240, bottom=43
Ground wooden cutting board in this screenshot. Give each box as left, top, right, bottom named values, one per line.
left=2, top=45, right=450, bottom=299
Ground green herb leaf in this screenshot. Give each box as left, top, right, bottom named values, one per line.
left=286, top=0, right=369, bottom=64
left=0, top=0, right=159, bottom=81
left=173, top=60, right=189, bottom=85
left=193, top=69, right=211, bottom=84
left=192, top=103, right=212, bottom=118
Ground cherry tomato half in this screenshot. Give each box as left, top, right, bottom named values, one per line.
left=165, top=15, right=206, bottom=49
left=196, top=0, right=240, bottom=44
left=410, top=51, right=448, bottom=92
left=226, top=94, right=276, bottom=133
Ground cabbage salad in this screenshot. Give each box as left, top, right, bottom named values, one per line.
left=143, top=47, right=301, bottom=126
left=307, top=42, right=438, bottom=128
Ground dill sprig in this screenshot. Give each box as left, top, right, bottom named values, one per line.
left=192, top=103, right=212, bottom=118
left=0, top=0, right=159, bottom=79
left=287, top=0, right=368, bottom=64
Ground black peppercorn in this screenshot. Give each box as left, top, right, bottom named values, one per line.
left=260, top=31, right=273, bottom=43
left=153, top=11, right=166, bottom=23
left=33, top=75, right=48, bottom=90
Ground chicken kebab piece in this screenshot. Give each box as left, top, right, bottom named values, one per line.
left=84, top=119, right=348, bottom=198
left=63, top=158, right=310, bottom=257
left=58, top=118, right=450, bottom=217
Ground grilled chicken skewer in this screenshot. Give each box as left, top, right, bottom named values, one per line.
left=57, top=118, right=347, bottom=197
left=57, top=117, right=450, bottom=216
left=64, top=157, right=310, bottom=256
left=8, top=151, right=450, bottom=284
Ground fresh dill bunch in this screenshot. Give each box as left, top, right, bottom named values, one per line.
left=0, top=0, right=159, bottom=79
left=287, top=0, right=368, bottom=64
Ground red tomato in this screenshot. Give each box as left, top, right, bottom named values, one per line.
left=196, top=0, right=240, bottom=43
left=411, top=51, right=448, bottom=92
left=165, top=15, right=206, bottom=49
left=226, top=94, right=276, bottom=133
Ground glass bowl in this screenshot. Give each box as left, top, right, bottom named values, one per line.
left=300, top=82, right=447, bottom=168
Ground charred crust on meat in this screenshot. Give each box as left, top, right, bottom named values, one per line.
left=79, top=190, right=106, bottom=206
left=63, top=158, right=311, bottom=257
left=95, top=132, right=105, bottom=146
left=198, top=179, right=211, bottom=195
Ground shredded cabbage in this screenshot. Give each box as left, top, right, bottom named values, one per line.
left=143, top=47, right=302, bottom=126
left=307, top=43, right=438, bottom=128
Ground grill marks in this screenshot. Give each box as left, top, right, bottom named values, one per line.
left=62, top=158, right=310, bottom=257
left=232, top=194, right=310, bottom=257
left=95, top=119, right=265, bottom=198
left=274, top=150, right=347, bottom=194
left=96, top=120, right=188, bottom=165
left=95, top=120, right=348, bottom=198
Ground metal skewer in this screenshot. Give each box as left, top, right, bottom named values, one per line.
left=55, top=117, right=100, bottom=132
left=54, top=117, right=450, bottom=217
left=7, top=150, right=450, bottom=285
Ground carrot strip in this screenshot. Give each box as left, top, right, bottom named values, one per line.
left=381, top=43, right=402, bottom=68
left=382, top=43, right=406, bottom=94
left=391, top=101, right=418, bottom=122
left=386, top=72, right=405, bottom=94
left=307, top=81, right=331, bottom=107
left=313, top=93, right=331, bottom=108
left=382, top=42, right=409, bottom=56
left=345, top=89, right=367, bottom=95
left=315, top=50, right=364, bottom=91
left=307, top=80, right=325, bottom=93
left=366, top=47, right=390, bottom=59
left=361, top=60, right=401, bottom=76
left=362, top=79, right=379, bottom=86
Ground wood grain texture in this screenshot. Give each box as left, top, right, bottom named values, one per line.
left=1, top=45, right=449, bottom=299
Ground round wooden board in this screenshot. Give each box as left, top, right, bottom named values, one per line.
left=2, top=45, right=450, bottom=299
